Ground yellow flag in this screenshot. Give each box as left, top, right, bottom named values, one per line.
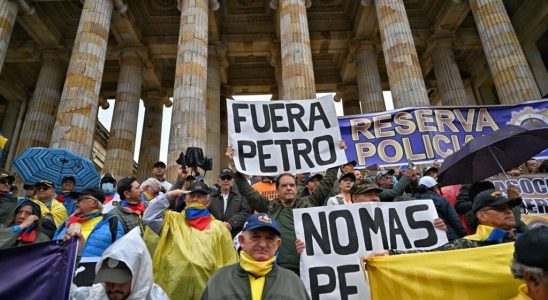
left=364, top=243, right=522, bottom=300
left=0, top=135, right=7, bottom=149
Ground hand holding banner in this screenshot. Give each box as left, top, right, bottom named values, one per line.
left=227, top=96, right=347, bottom=175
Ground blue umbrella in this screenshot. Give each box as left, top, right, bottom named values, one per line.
left=13, top=147, right=100, bottom=191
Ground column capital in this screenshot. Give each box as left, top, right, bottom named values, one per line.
left=38, top=47, right=68, bottom=62
left=98, top=95, right=110, bottom=110
left=221, top=85, right=234, bottom=99
left=428, top=33, right=456, bottom=49
left=334, top=83, right=358, bottom=102
left=177, top=0, right=219, bottom=12
left=143, top=88, right=171, bottom=108
left=267, top=41, right=281, bottom=67
left=270, top=0, right=311, bottom=10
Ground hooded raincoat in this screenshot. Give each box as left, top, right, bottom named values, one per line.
left=69, top=227, right=168, bottom=300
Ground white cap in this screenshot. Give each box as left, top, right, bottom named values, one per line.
left=418, top=176, right=437, bottom=188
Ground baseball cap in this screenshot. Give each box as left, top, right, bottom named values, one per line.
left=423, top=167, right=438, bottom=177
left=0, top=169, right=15, bottom=183
left=472, top=189, right=522, bottom=214
left=23, top=183, right=35, bottom=190
left=242, top=213, right=281, bottom=236
left=61, top=176, right=76, bottom=183
left=376, top=169, right=395, bottom=181
left=79, top=187, right=106, bottom=204
left=350, top=178, right=382, bottom=195
left=339, top=172, right=356, bottom=182
left=189, top=181, right=210, bottom=195
left=343, top=160, right=357, bottom=167
left=218, top=168, right=233, bottom=179
left=514, top=226, right=548, bottom=272
left=35, top=180, right=55, bottom=189
left=304, top=173, right=323, bottom=185
left=94, top=258, right=132, bottom=284
left=153, top=161, right=167, bottom=168
left=418, top=176, right=437, bottom=188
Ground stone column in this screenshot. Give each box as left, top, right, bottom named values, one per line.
left=50, top=0, right=114, bottom=157
left=5, top=98, right=26, bottom=170
left=206, top=44, right=221, bottom=183
left=335, top=84, right=361, bottom=116
left=0, top=0, right=17, bottom=75
left=469, top=0, right=541, bottom=104
left=103, top=48, right=144, bottom=177
left=355, top=41, right=385, bottom=113
left=463, top=78, right=478, bottom=105
left=374, top=0, right=429, bottom=108
left=1, top=100, right=21, bottom=141
left=136, top=90, right=165, bottom=182
left=16, top=49, right=66, bottom=155
left=167, top=0, right=219, bottom=179
left=431, top=37, right=468, bottom=106
left=271, top=0, right=316, bottom=100
left=268, top=42, right=283, bottom=100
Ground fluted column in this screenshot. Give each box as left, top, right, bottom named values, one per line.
left=136, top=90, right=165, bottom=182
left=16, top=49, right=66, bottom=155
left=431, top=37, right=468, bottom=106
left=374, top=0, right=429, bottom=108
left=0, top=0, right=17, bottom=75
left=469, top=0, right=541, bottom=104
left=268, top=42, right=283, bottom=100
left=103, top=48, right=143, bottom=177
left=1, top=99, right=21, bottom=141
left=167, top=0, right=218, bottom=179
left=50, top=0, right=114, bottom=157
left=355, top=41, right=385, bottom=113
left=206, top=44, right=221, bottom=183
left=271, top=0, right=316, bottom=100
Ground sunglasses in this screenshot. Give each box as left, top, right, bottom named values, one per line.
left=37, top=186, right=52, bottom=191
left=220, top=176, right=232, bottom=181
left=0, top=179, right=11, bottom=185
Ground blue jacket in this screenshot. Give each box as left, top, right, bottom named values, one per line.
left=414, top=190, right=467, bottom=241
left=54, top=214, right=124, bottom=257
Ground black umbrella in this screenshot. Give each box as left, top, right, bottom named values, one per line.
left=438, top=123, right=548, bottom=186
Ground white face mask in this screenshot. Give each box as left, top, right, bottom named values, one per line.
left=101, top=182, right=115, bottom=193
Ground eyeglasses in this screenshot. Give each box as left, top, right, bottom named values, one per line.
left=0, top=179, right=10, bottom=185
left=480, top=205, right=513, bottom=213
left=220, top=177, right=232, bottom=181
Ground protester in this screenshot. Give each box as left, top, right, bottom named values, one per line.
left=0, top=169, right=17, bottom=225
left=100, top=173, right=120, bottom=211
left=22, top=183, right=36, bottom=200
left=208, top=168, right=250, bottom=237
left=68, top=228, right=168, bottom=300
left=202, top=213, right=310, bottom=300
left=349, top=178, right=382, bottom=203
left=143, top=181, right=237, bottom=299
left=326, top=172, right=356, bottom=205
left=152, top=161, right=172, bottom=192
left=31, top=180, right=68, bottom=236
left=381, top=189, right=522, bottom=255
left=229, top=141, right=345, bottom=275
left=0, top=199, right=49, bottom=249
left=341, top=160, right=357, bottom=174
left=140, top=177, right=162, bottom=207
left=423, top=166, right=438, bottom=179
left=510, top=226, right=548, bottom=300
left=539, top=160, right=548, bottom=173
left=54, top=187, right=124, bottom=257
left=56, top=176, right=79, bottom=216
left=377, top=168, right=413, bottom=202
left=414, top=176, right=466, bottom=241
left=300, top=173, right=322, bottom=197
left=108, top=177, right=145, bottom=233
left=353, top=169, right=363, bottom=180
left=524, top=159, right=540, bottom=174
left=251, top=176, right=277, bottom=201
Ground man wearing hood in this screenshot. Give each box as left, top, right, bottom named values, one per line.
left=69, top=228, right=168, bottom=299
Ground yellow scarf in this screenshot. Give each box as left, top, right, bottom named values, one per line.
left=240, top=251, right=275, bottom=300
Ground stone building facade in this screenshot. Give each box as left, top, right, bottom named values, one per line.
left=0, top=0, right=546, bottom=182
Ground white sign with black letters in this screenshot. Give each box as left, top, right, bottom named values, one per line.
left=227, top=96, right=347, bottom=175
left=294, top=200, right=448, bottom=300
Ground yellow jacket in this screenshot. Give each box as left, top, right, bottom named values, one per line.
left=510, top=284, right=532, bottom=300
left=153, top=210, right=238, bottom=300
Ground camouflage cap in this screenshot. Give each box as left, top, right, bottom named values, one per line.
left=350, top=178, right=382, bottom=195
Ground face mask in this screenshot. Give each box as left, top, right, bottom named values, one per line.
left=102, top=182, right=114, bottom=193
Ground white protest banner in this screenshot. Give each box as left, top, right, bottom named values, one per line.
left=294, top=200, right=448, bottom=300
left=227, top=96, right=347, bottom=175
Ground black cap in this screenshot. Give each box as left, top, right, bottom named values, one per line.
left=23, top=183, right=35, bottom=190
left=343, top=160, right=357, bottom=167
left=0, top=168, right=15, bottom=184
left=423, top=167, right=438, bottom=177
left=101, top=173, right=116, bottom=184
left=153, top=161, right=167, bottom=168
left=61, top=176, right=76, bottom=183
left=79, top=187, right=106, bottom=204
left=472, top=189, right=521, bottom=214
left=304, top=173, right=323, bottom=185
left=514, top=226, right=548, bottom=271
left=35, top=180, right=55, bottom=189
left=376, top=169, right=395, bottom=181
left=218, top=168, right=233, bottom=179
left=189, top=181, right=210, bottom=195
left=339, top=172, right=356, bottom=182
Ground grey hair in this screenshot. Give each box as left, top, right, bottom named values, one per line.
left=141, top=177, right=161, bottom=189
left=511, top=258, right=547, bottom=281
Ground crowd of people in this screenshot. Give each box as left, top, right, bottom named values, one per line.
left=0, top=145, right=546, bottom=299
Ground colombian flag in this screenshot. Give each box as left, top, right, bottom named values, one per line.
left=364, top=243, right=521, bottom=299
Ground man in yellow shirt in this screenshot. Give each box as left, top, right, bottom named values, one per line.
left=31, top=180, right=67, bottom=237
left=202, top=213, right=310, bottom=300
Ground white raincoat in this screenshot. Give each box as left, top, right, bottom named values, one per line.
left=70, top=227, right=169, bottom=299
